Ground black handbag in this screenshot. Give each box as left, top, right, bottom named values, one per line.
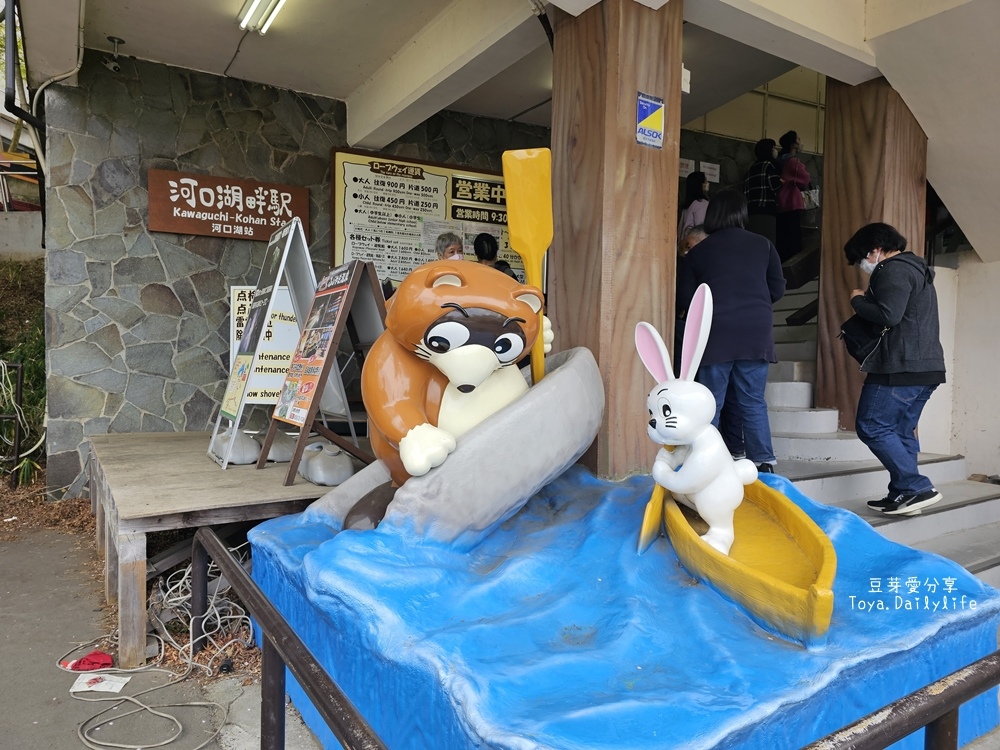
left=839, top=314, right=888, bottom=364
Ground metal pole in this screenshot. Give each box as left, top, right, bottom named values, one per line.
left=924, top=709, right=959, bottom=750
left=193, top=527, right=388, bottom=750
left=262, top=636, right=287, bottom=750
left=190, top=537, right=208, bottom=655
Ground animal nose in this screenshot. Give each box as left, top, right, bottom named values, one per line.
left=458, top=384, right=475, bottom=394
left=648, top=418, right=656, bottom=428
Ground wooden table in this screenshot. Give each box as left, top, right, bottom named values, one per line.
left=89, top=432, right=324, bottom=668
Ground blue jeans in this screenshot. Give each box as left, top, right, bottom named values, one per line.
left=856, top=383, right=937, bottom=495
left=696, top=360, right=775, bottom=464
left=718, top=387, right=744, bottom=457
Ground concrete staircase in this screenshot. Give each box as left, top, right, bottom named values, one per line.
left=768, top=281, right=1000, bottom=587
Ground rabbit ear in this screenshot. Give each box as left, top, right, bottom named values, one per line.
left=679, top=284, right=713, bottom=381
left=635, top=322, right=675, bottom=383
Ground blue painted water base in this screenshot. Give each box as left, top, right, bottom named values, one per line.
left=249, top=468, right=1000, bottom=749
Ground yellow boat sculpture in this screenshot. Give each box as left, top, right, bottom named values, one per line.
left=643, top=480, right=836, bottom=646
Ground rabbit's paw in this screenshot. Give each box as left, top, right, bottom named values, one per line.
left=399, top=423, right=456, bottom=476
left=651, top=459, right=680, bottom=489
left=656, top=445, right=688, bottom=470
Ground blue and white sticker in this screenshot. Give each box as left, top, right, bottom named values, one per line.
left=636, top=92, right=664, bottom=149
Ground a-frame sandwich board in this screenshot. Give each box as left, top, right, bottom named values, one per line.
left=256, top=259, right=386, bottom=485
left=209, top=217, right=355, bottom=468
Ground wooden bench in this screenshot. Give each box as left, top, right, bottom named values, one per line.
left=89, top=432, right=323, bottom=668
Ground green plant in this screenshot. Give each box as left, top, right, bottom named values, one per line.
left=0, top=302, right=45, bottom=486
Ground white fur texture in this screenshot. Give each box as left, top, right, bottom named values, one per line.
left=635, top=285, right=757, bottom=556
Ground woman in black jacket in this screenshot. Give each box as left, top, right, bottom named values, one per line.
left=844, top=223, right=946, bottom=515
left=678, top=189, right=786, bottom=472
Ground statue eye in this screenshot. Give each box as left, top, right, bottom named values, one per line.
left=492, top=333, right=524, bottom=363
left=424, top=321, right=470, bottom=353
left=661, top=403, right=672, bottom=418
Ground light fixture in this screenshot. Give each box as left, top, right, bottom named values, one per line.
left=237, top=0, right=287, bottom=35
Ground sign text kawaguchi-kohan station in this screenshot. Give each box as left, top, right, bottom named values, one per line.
left=147, top=168, right=309, bottom=242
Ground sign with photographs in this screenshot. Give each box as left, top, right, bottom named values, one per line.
left=272, top=264, right=354, bottom=428
left=332, top=150, right=529, bottom=285
left=259, top=259, right=387, bottom=485
left=148, top=168, right=309, bottom=242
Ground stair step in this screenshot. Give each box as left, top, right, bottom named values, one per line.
left=884, top=482, right=1000, bottom=548
left=909, top=512, right=1000, bottom=589
left=768, top=407, right=839, bottom=434
left=773, top=288, right=818, bottom=312
left=773, top=307, right=819, bottom=326
left=773, top=323, right=817, bottom=343
left=768, top=360, right=815, bottom=383
left=765, top=381, right=813, bottom=408
left=779, top=453, right=967, bottom=503
left=773, top=430, right=875, bottom=461
left=775, top=340, right=817, bottom=360
left=828, top=480, right=1000, bottom=545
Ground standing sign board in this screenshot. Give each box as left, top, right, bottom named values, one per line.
left=271, top=268, right=353, bottom=427
left=257, top=259, right=387, bottom=485
left=209, top=217, right=324, bottom=468
left=218, top=234, right=288, bottom=424
left=229, top=286, right=298, bottom=404
left=332, top=149, right=543, bottom=288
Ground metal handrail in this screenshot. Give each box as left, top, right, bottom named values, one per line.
left=191, top=527, right=388, bottom=750
left=804, top=649, right=1000, bottom=749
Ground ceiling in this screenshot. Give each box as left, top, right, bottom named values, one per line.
left=19, top=0, right=795, bottom=145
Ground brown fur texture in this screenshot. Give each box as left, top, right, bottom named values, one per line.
left=362, top=261, right=543, bottom=486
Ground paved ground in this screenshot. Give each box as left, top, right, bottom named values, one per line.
left=0, top=528, right=321, bottom=750
left=4, top=526, right=1000, bottom=750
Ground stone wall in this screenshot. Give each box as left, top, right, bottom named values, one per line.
left=44, top=52, right=549, bottom=497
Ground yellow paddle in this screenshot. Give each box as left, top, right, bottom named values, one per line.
left=502, top=148, right=553, bottom=385
left=638, top=483, right=666, bottom=554
left=638, top=444, right=677, bottom=554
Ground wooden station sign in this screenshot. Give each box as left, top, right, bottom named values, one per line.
left=148, top=168, right=309, bottom=242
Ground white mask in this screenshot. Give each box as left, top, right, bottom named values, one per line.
left=859, top=251, right=881, bottom=275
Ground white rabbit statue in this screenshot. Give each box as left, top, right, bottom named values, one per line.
left=635, top=284, right=757, bottom=556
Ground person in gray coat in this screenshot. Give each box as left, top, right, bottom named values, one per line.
left=843, top=223, right=946, bottom=515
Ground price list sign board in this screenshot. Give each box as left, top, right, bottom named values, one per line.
left=332, top=150, right=530, bottom=284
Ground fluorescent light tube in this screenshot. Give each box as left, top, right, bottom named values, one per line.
left=259, top=0, right=287, bottom=34
left=238, top=0, right=265, bottom=30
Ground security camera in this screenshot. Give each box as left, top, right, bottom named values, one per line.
left=101, top=56, right=121, bottom=73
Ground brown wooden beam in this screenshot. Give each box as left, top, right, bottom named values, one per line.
left=816, top=77, right=927, bottom=429
left=549, top=0, right=683, bottom=478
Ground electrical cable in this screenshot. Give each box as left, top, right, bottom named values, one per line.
left=29, top=0, right=86, bottom=119
left=57, top=542, right=257, bottom=749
